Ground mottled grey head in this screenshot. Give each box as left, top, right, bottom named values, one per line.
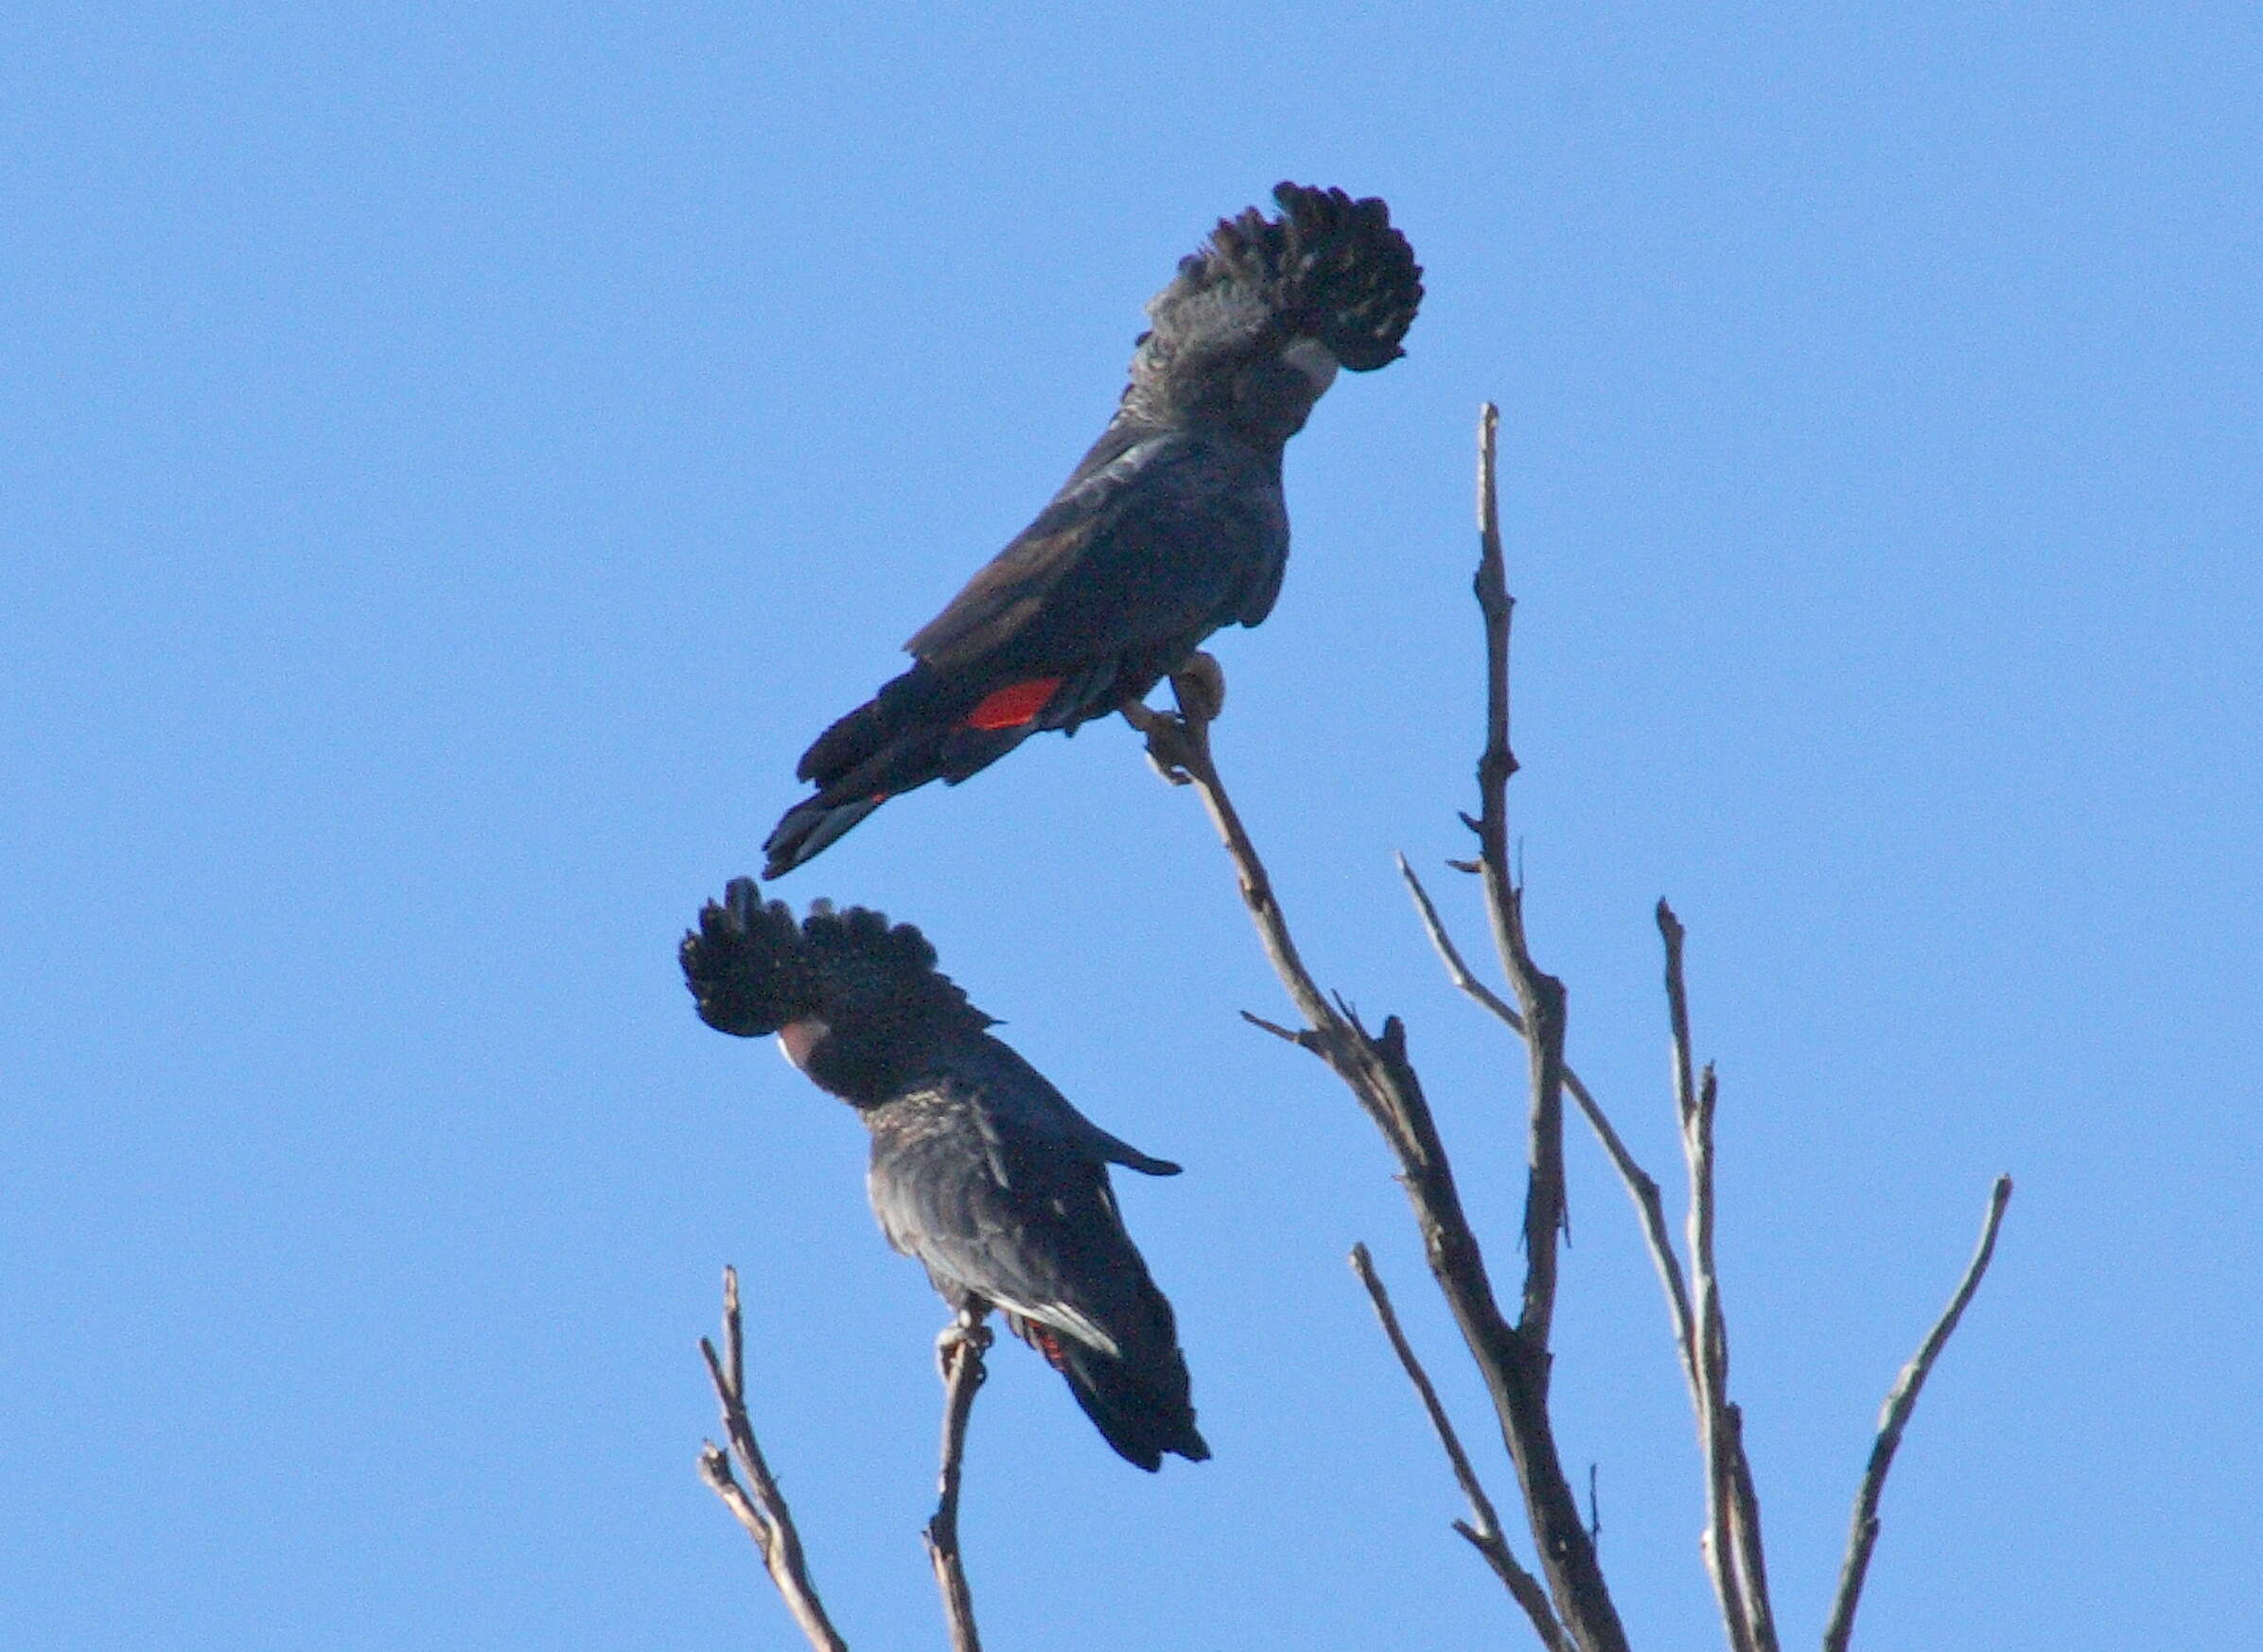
left=681, top=878, right=992, bottom=1105
left=1124, top=183, right=1424, bottom=442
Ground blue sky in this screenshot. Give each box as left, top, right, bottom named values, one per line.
left=4, top=4, right=2256, bottom=1648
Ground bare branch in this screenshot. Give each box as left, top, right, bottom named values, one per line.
left=1659, top=909, right=1779, bottom=1652
left=697, top=1267, right=850, bottom=1652
left=1823, top=1176, right=2015, bottom=1652
left=1726, top=1413, right=1777, bottom=1643
left=923, top=1310, right=993, bottom=1652
left=1468, top=405, right=1573, bottom=1359
left=1132, top=686, right=1626, bottom=1644
left=1350, top=1244, right=1568, bottom=1652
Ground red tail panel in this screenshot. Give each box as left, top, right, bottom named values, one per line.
left=964, top=677, right=1062, bottom=731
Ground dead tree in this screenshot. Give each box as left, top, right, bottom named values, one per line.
left=696, top=403, right=2011, bottom=1651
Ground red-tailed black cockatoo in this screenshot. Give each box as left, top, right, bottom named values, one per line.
left=680, top=877, right=1208, bottom=1470
left=763, top=183, right=1422, bottom=875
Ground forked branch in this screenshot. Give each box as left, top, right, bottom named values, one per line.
left=1129, top=678, right=1624, bottom=1647
left=696, top=1275, right=995, bottom=1652
left=1660, top=905, right=1780, bottom=1652
left=697, top=1267, right=850, bottom=1652
left=1399, top=856, right=1702, bottom=1397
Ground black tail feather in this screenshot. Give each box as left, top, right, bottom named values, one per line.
left=762, top=718, right=1040, bottom=876
left=1057, top=1338, right=1209, bottom=1472
left=764, top=659, right=1117, bottom=875
left=795, top=662, right=947, bottom=784
left=1017, top=1316, right=1205, bottom=1472
left=763, top=794, right=887, bottom=880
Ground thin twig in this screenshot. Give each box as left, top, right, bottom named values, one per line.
left=923, top=1310, right=992, bottom=1652
left=697, top=1267, right=850, bottom=1652
left=1823, top=1176, right=2014, bottom=1652
left=1351, top=1244, right=1569, bottom=1652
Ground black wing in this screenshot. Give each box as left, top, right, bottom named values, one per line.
left=903, top=431, right=1287, bottom=678
left=866, top=1057, right=1204, bottom=1469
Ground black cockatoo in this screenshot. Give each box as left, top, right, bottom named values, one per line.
left=763, top=182, right=1422, bottom=875
left=680, top=876, right=1208, bottom=1471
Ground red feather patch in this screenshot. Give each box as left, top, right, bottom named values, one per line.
left=964, top=677, right=1062, bottom=731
